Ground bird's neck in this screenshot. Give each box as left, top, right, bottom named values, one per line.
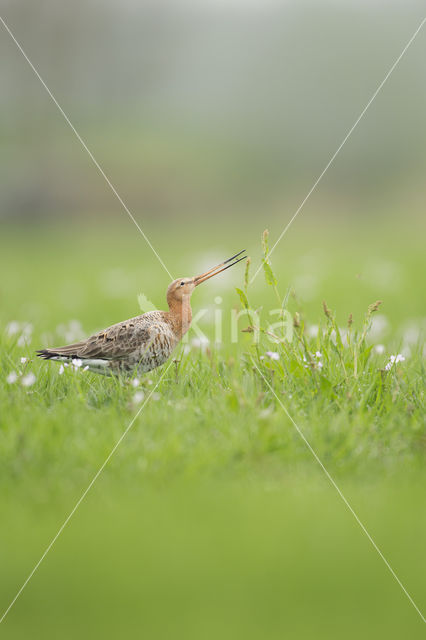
left=168, top=296, right=192, bottom=337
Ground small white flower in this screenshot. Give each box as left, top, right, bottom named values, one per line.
left=402, top=326, right=420, bottom=346
left=259, top=407, right=273, bottom=419
left=369, top=315, right=389, bottom=340
left=6, top=321, right=20, bottom=336
left=22, top=323, right=33, bottom=337
left=59, top=364, right=65, bottom=375
left=20, top=357, right=28, bottom=364
left=133, top=391, right=145, bottom=404
left=259, top=355, right=265, bottom=360
left=83, top=365, right=89, bottom=372
left=21, top=372, right=36, bottom=387
left=7, top=371, right=18, bottom=384
left=317, top=361, right=323, bottom=369
left=131, top=378, right=140, bottom=388
left=307, top=324, right=319, bottom=338
left=265, top=351, right=279, bottom=360
left=191, top=336, right=210, bottom=348
left=315, top=351, right=322, bottom=359
left=374, top=344, right=385, bottom=355
left=17, top=335, right=31, bottom=347
left=385, top=354, right=405, bottom=371
left=72, top=358, right=83, bottom=368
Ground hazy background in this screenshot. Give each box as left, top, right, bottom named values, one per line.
left=1, top=0, right=425, bottom=228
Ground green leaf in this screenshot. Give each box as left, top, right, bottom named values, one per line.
left=262, top=259, right=277, bottom=286
left=235, top=287, right=249, bottom=309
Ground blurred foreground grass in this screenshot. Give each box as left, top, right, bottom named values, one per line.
left=2, top=480, right=425, bottom=639
left=0, top=215, right=425, bottom=637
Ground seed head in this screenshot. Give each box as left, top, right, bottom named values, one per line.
left=322, top=301, right=332, bottom=319
left=348, top=313, right=353, bottom=328
left=368, top=300, right=382, bottom=315
left=262, top=229, right=269, bottom=255
left=244, top=257, right=251, bottom=289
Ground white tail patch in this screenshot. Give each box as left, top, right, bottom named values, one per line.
left=50, top=356, right=111, bottom=375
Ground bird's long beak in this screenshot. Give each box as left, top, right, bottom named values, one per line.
left=193, top=250, right=247, bottom=286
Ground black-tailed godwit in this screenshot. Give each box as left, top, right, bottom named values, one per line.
left=37, top=250, right=247, bottom=375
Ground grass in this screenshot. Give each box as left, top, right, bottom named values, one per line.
left=0, top=217, right=425, bottom=638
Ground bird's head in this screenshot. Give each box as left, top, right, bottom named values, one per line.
left=166, top=250, right=247, bottom=306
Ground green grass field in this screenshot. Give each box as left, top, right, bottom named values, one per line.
left=1, top=215, right=425, bottom=638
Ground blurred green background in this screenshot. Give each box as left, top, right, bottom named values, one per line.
left=1, top=1, right=425, bottom=637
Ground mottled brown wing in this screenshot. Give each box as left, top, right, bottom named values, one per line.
left=37, top=311, right=171, bottom=363
left=77, top=321, right=152, bottom=360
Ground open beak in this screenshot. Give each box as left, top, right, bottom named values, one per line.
left=193, top=250, right=247, bottom=286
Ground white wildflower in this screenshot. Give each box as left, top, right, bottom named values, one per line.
left=21, top=372, right=36, bottom=387
left=315, top=351, right=322, bottom=359
left=401, top=346, right=411, bottom=358
left=6, top=321, right=20, bottom=336
left=317, top=361, right=323, bottom=369
left=59, top=364, right=65, bottom=375
left=307, top=324, right=319, bottom=338
left=133, top=391, right=145, bottom=404
left=191, top=336, right=210, bottom=349
left=72, top=358, right=83, bottom=369
left=259, top=407, right=273, bottom=419
left=402, top=325, right=420, bottom=346
left=22, top=323, right=33, bottom=337
left=385, top=354, right=405, bottom=371
left=20, top=357, right=28, bottom=364
left=131, top=378, right=140, bottom=388
left=7, top=371, right=18, bottom=384
left=338, top=328, right=349, bottom=343
left=374, top=344, right=385, bottom=355
left=265, top=351, right=279, bottom=360
left=369, top=315, right=389, bottom=340
left=57, top=320, right=84, bottom=343
left=18, top=335, right=31, bottom=347
left=83, top=365, right=89, bottom=372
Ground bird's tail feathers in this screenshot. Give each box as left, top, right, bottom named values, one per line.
left=36, top=349, right=111, bottom=375
left=36, top=343, right=86, bottom=360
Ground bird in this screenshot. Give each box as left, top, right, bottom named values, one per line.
left=37, top=250, right=247, bottom=375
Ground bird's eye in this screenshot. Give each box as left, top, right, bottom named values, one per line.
left=180, top=281, right=185, bottom=286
